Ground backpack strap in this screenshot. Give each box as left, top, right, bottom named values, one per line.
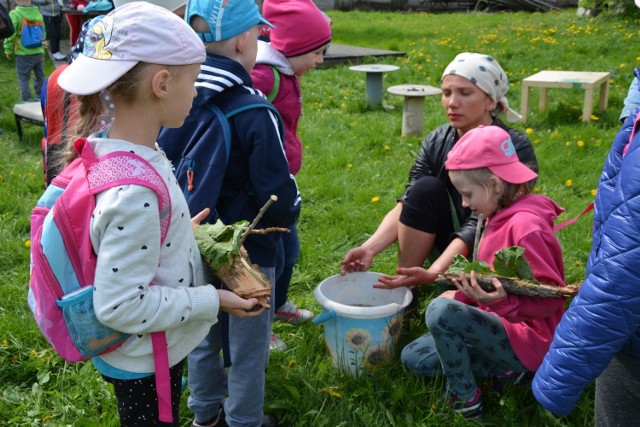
left=79, top=138, right=172, bottom=242
left=265, top=65, right=280, bottom=103
left=76, top=138, right=174, bottom=423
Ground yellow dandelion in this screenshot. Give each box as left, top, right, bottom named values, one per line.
left=565, top=179, right=573, bottom=187
left=25, top=240, right=31, bottom=248
left=345, top=328, right=371, bottom=351
left=384, top=145, right=391, bottom=151
left=525, top=128, right=534, bottom=135
left=2, top=339, right=8, bottom=348
left=371, top=196, right=380, bottom=203
left=591, top=189, right=597, bottom=196
left=575, top=260, right=582, bottom=267
left=340, top=102, right=347, bottom=109
left=321, top=387, right=343, bottom=398
left=565, top=141, right=571, bottom=146
left=577, top=140, right=585, bottom=147
left=620, top=63, right=627, bottom=68
left=347, top=163, right=353, bottom=168
left=288, top=359, right=297, bottom=369
left=590, top=115, right=599, bottom=121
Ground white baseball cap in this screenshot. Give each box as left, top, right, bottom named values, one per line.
left=58, top=2, right=205, bottom=96
left=112, top=0, right=186, bottom=12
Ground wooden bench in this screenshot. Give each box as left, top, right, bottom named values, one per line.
left=13, top=102, right=44, bottom=141
left=520, top=70, right=611, bottom=122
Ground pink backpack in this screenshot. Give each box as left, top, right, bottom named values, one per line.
left=28, top=138, right=175, bottom=422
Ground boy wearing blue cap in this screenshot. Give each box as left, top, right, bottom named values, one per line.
left=156, top=0, right=301, bottom=426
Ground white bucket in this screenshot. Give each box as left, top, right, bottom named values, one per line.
left=313, top=272, right=413, bottom=375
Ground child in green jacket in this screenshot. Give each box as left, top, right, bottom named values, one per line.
left=4, top=0, right=46, bottom=102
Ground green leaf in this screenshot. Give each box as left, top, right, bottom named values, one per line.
left=493, top=246, right=538, bottom=283
left=447, top=254, right=492, bottom=275
left=446, top=246, right=537, bottom=283
left=194, top=220, right=249, bottom=270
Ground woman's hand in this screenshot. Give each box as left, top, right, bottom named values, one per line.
left=216, top=289, right=265, bottom=318
left=374, top=267, right=439, bottom=289
left=191, top=208, right=211, bottom=230
left=452, top=271, right=507, bottom=304
left=340, top=246, right=375, bottom=275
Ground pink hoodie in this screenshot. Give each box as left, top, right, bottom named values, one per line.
left=454, top=194, right=566, bottom=371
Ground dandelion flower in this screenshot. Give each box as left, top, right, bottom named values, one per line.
left=577, top=140, right=585, bottom=147
left=384, top=145, right=391, bottom=151
left=340, top=102, right=347, bottom=109
left=371, top=196, right=380, bottom=203
left=288, top=359, right=297, bottom=369
left=565, top=179, right=573, bottom=187
left=591, top=189, right=597, bottom=196
left=347, top=163, right=353, bottom=168
left=25, top=240, right=31, bottom=248
left=345, top=328, right=371, bottom=351
left=525, top=128, right=534, bottom=135
left=321, top=387, right=343, bottom=398
left=590, top=115, right=599, bottom=121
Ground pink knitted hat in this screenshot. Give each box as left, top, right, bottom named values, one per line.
left=263, top=0, right=332, bottom=57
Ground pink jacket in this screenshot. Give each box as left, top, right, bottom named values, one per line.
left=454, top=194, right=566, bottom=371
left=252, top=63, right=303, bottom=175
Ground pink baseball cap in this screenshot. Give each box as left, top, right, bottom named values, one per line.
left=445, top=125, right=538, bottom=184
left=59, top=2, right=205, bottom=96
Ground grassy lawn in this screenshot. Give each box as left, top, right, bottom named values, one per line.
left=1, top=6, right=635, bottom=426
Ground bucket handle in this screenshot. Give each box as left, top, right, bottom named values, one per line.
left=313, top=311, right=337, bottom=325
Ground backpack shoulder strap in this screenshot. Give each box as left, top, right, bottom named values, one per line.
left=265, top=65, right=280, bottom=103
left=76, top=139, right=172, bottom=243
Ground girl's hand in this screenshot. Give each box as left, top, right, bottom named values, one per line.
left=216, top=289, right=265, bottom=318
left=452, top=271, right=507, bottom=304
left=191, top=208, right=211, bottom=231
left=374, top=267, right=438, bottom=289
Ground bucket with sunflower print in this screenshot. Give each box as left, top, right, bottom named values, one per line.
left=313, top=272, right=412, bottom=375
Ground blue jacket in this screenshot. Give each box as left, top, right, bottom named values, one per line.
left=532, top=111, right=640, bottom=416
left=159, top=54, right=301, bottom=268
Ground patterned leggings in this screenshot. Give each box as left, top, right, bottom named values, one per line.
left=102, top=361, right=184, bottom=427
left=401, top=297, right=527, bottom=400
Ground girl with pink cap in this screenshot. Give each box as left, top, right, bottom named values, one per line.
left=388, top=125, right=566, bottom=419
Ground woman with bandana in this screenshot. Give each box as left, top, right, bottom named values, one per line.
left=341, top=52, right=538, bottom=290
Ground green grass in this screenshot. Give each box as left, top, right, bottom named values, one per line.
left=1, top=7, right=635, bottom=426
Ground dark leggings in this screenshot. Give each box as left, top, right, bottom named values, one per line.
left=399, top=176, right=455, bottom=254
left=102, top=361, right=184, bottom=427
left=43, top=14, right=62, bottom=54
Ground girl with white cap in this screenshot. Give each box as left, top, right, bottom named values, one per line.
left=398, top=125, right=565, bottom=419
left=341, top=53, right=538, bottom=293
left=56, top=3, right=262, bottom=425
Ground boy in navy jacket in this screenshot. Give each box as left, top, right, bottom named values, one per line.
left=157, top=0, right=300, bottom=425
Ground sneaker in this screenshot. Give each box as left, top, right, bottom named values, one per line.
left=192, top=407, right=226, bottom=427
left=262, top=414, right=278, bottom=427
left=274, top=300, right=313, bottom=324
left=269, top=331, right=288, bottom=351
left=448, top=387, right=483, bottom=419
left=51, top=51, right=67, bottom=61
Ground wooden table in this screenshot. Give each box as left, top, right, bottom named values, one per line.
left=520, top=70, right=611, bottom=122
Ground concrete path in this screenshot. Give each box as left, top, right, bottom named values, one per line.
left=50, top=40, right=405, bottom=69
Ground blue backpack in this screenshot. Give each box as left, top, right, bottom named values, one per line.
left=157, top=90, right=283, bottom=224
left=20, top=16, right=44, bottom=49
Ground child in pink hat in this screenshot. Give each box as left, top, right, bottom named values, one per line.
left=250, top=0, right=332, bottom=351
left=378, top=125, right=566, bottom=419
